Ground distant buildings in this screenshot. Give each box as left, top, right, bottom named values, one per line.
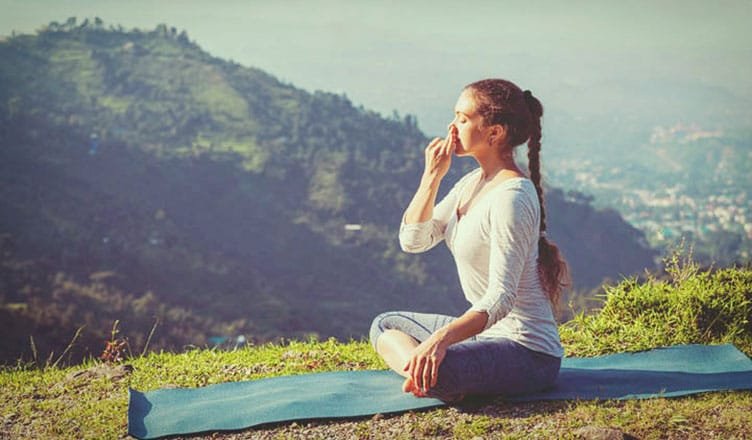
left=547, top=123, right=750, bottom=263
left=650, top=122, right=724, bottom=144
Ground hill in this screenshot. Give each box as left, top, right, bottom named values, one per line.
left=1, top=261, right=750, bottom=439
left=0, top=19, right=656, bottom=364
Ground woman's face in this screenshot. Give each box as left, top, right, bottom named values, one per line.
left=447, top=89, right=494, bottom=157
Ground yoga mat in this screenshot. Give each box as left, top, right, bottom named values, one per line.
left=128, top=369, right=443, bottom=439
left=128, top=344, right=752, bottom=439
left=507, top=343, right=752, bottom=402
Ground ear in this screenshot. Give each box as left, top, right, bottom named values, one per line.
left=487, top=124, right=507, bottom=146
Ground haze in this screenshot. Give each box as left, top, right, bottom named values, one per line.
left=1, top=0, right=750, bottom=136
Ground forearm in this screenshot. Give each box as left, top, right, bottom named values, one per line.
left=432, top=310, right=489, bottom=348
left=403, top=173, right=442, bottom=224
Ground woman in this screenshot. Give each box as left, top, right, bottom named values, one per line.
left=369, top=78, right=570, bottom=403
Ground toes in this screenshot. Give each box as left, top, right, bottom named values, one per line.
left=403, top=377, right=427, bottom=397
left=402, top=377, right=412, bottom=393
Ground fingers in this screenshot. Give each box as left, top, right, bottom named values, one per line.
left=425, top=133, right=453, bottom=159
left=425, top=137, right=442, bottom=156
left=438, top=132, right=449, bottom=157
left=430, top=357, right=439, bottom=388
left=405, top=356, right=439, bottom=395
left=412, top=357, right=423, bottom=391
left=443, top=128, right=456, bottom=156
left=422, top=358, right=432, bottom=393
left=405, top=358, right=420, bottom=392
left=406, top=337, right=448, bottom=396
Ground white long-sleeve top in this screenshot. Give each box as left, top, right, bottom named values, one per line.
left=399, top=167, right=564, bottom=358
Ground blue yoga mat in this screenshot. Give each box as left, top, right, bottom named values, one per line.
left=128, top=344, right=752, bottom=439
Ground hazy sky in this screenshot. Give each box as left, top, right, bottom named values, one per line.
left=2, top=0, right=750, bottom=135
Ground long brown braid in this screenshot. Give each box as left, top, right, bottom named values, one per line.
left=464, top=79, right=571, bottom=311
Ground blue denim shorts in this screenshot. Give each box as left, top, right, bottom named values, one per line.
left=369, top=310, right=561, bottom=402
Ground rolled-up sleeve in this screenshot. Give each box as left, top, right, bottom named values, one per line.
left=468, top=188, right=537, bottom=331
left=398, top=216, right=445, bottom=253
left=398, top=174, right=469, bottom=253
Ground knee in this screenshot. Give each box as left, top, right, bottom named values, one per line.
left=369, top=311, right=395, bottom=351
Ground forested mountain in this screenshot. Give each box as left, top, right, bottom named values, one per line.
left=0, top=20, right=657, bottom=364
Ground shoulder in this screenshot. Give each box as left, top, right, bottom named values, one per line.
left=489, top=178, right=539, bottom=221
left=494, top=177, right=538, bottom=205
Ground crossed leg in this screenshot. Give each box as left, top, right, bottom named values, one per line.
left=369, top=310, right=563, bottom=402
left=370, top=311, right=469, bottom=402
left=375, top=328, right=466, bottom=401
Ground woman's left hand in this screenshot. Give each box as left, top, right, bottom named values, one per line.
left=403, top=333, right=448, bottom=396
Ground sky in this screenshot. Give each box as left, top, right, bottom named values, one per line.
left=1, top=0, right=751, bottom=136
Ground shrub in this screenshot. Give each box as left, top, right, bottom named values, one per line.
left=560, top=250, right=752, bottom=357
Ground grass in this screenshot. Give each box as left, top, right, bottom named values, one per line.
left=1, top=337, right=751, bottom=439
left=560, top=249, right=752, bottom=357
left=2, top=255, right=752, bottom=439
left=0, top=337, right=384, bottom=439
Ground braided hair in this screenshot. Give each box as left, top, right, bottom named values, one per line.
left=464, top=79, right=571, bottom=311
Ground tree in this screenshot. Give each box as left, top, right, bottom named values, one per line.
left=64, top=17, right=77, bottom=31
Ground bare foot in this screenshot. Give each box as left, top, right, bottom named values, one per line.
left=402, top=377, right=426, bottom=397
left=402, top=377, right=466, bottom=403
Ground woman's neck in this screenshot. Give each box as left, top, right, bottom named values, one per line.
left=475, top=148, right=523, bottom=182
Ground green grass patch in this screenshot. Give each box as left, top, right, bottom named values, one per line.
left=561, top=254, right=752, bottom=357
left=2, top=259, right=751, bottom=439
left=0, top=337, right=384, bottom=439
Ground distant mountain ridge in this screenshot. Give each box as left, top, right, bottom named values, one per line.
left=0, top=20, right=657, bottom=363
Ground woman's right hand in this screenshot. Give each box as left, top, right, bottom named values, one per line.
left=422, top=127, right=456, bottom=181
